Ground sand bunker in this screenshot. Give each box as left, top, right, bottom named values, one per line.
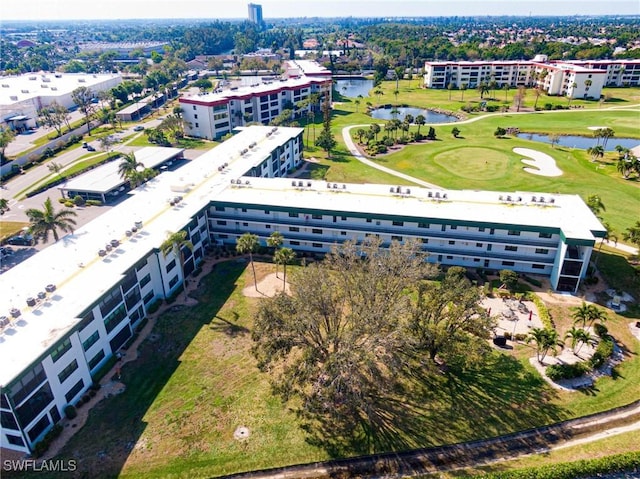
left=514, top=147, right=563, bottom=177
left=588, top=126, right=607, bottom=131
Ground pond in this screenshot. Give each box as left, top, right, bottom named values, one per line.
left=334, top=78, right=374, bottom=98
left=516, top=133, right=640, bottom=151
left=370, top=106, right=459, bottom=123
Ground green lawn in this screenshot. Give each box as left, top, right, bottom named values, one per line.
left=46, top=259, right=640, bottom=479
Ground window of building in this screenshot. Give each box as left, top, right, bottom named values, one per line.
left=139, top=273, right=151, bottom=289
left=16, top=383, right=53, bottom=427
left=532, top=264, right=546, bottom=270
left=88, top=350, right=106, bottom=370
left=166, top=259, right=176, bottom=273
left=192, top=105, right=196, bottom=110
left=507, top=230, right=521, bottom=236
left=82, top=331, right=100, bottom=352
left=312, top=214, right=322, bottom=220
left=98, top=287, right=123, bottom=317
left=421, top=238, right=429, bottom=243
left=418, top=222, right=429, bottom=228
left=502, top=261, right=515, bottom=266
left=289, top=226, right=299, bottom=232
left=50, top=339, right=71, bottom=363
left=478, top=227, right=485, bottom=232
left=264, top=210, right=270, bottom=214
left=535, top=248, right=549, bottom=254
left=216, top=220, right=227, bottom=226
left=214, top=206, right=225, bottom=212
left=27, top=415, right=51, bottom=442
left=312, top=228, right=322, bottom=234
left=312, top=243, right=322, bottom=248
left=505, top=245, right=518, bottom=251
left=143, top=291, right=155, bottom=305
left=265, top=224, right=271, bottom=229
left=450, top=225, right=457, bottom=230
left=168, top=275, right=179, bottom=288
left=539, top=232, right=553, bottom=238
left=366, top=218, right=372, bottom=223
left=392, top=221, right=404, bottom=226
left=290, top=240, right=300, bottom=246
left=65, top=379, right=84, bottom=403
left=104, top=304, right=127, bottom=334
left=77, top=310, right=95, bottom=332
left=6, top=434, right=24, bottom=447
left=341, top=216, right=347, bottom=221
left=476, top=243, right=483, bottom=247
left=1, top=411, right=19, bottom=430
left=242, top=222, right=248, bottom=227
left=57, top=360, right=78, bottom=384
left=441, top=225, right=446, bottom=232
left=448, top=240, right=455, bottom=245
left=195, top=123, right=199, bottom=128
left=446, top=255, right=453, bottom=260
left=392, top=236, right=403, bottom=241
left=288, top=212, right=299, bottom=218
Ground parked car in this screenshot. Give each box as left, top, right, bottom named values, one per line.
left=82, top=142, right=88, bottom=148
left=133, top=125, right=145, bottom=132
left=86, top=145, right=96, bottom=152
left=6, top=234, right=34, bottom=246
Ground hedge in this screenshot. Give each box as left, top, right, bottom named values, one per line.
left=473, top=451, right=640, bottom=479
left=524, top=292, right=554, bottom=329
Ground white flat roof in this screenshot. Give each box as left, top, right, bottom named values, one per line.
left=61, top=147, right=184, bottom=194
left=181, top=76, right=327, bottom=104
left=0, top=72, right=121, bottom=107
left=214, top=177, right=606, bottom=241
left=0, top=127, right=302, bottom=387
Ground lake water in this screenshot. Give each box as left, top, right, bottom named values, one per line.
left=370, top=106, right=459, bottom=123
left=516, top=133, right=640, bottom=151
left=334, top=78, right=374, bottom=98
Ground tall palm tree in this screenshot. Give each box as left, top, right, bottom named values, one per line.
left=267, top=231, right=284, bottom=277
left=118, top=152, right=143, bottom=187
left=601, top=127, right=615, bottom=149
left=274, top=247, right=296, bottom=290
left=236, top=233, right=260, bottom=290
left=565, top=326, right=595, bottom=355
left=527, top=327, right=563, bottom=364
left=586, top=195, right=606, bottom=219
left=374, top=88, right=383, bottom=104
left=571, top=302, right=607, bottom=330
left=27, top=197, right=77, bottom=243
left=415, top=115, right=425, bottom=136
left=160, top=230, right=193, bottom=288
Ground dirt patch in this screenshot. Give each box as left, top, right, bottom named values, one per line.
left=242, top=272, right=290, bottom=298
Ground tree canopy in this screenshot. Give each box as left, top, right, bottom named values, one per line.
left=252, top=239, right=494, bottom=448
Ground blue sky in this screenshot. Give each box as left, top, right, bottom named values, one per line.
left=3, top=0, right=638, bottom=21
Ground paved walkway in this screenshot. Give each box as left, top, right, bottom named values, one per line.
left=341, top=124, right=441, bottom=189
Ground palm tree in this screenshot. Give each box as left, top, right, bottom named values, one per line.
left=623, top=221, right=640, bottom=250
left=617, top=156, right=632, bottom=179
left=267, top=231, right=284, bottom=277
left=274, top=247, right=296, bottom=290
left=0, top=198, right=8, bottom=212
left=370, top=123, right=380, bottom=141
left=460, top=83, right=467, bottom=101
left=503, top=84, right=510, bottom=102
left=374, top=88, right=383, bottom=104
left=393, top=89, right=399, bottom=104
left=600, top=128, right=615, bottom=149
left=415, top=115, right=425, bottom=136
left=118, top=152, right=143, bottom=186
left=527, top=327, right=564, bottom=364
left=586, top=145, right=604, bottom=162
left=236, top=233, right=260, bottom=290
left=160, top=230, right=193, bottom=288
left=26, top=197, right=77, bottom=243
left=586, top=195, right=606, bottom=219
left=565, top=326, right=595, bottom=355
left=356, top=128, right=366, bottom=144
left=571, top=302, right=607, bottom=330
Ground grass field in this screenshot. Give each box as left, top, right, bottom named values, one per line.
left=45, top=257, right=640, bottom=479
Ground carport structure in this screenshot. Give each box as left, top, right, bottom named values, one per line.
left=58, top=147, right=184, bottom=203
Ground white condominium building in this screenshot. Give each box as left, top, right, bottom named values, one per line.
left=0, top=126, right=605, bottom=456
left=423, top=58, right=640, bottom=99
left=180, top=73, right=331, bottom=141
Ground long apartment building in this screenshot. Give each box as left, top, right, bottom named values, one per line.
left=0, top=125, right=605, bottom=455
left=423, top=57, right=640, bottom=99
left=180, top=62, right=331, bottom=141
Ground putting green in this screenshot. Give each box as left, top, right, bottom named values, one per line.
left=433, top=147, right=511, bottom=180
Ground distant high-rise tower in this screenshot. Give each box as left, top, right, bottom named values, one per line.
left=248, top=3, right=264, bottom=27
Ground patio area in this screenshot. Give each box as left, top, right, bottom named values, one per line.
left=483, top=296, right=544, bottom=340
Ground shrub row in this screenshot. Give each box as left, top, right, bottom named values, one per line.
left=524, top=292, right=553, bottom=329
left=546, top=335, right=615, bottom=380
left=590, top=335, right=614, bottom=369
left=478, top=451, right=640, bottom=479
left=522, top=274, right=542, bottom=288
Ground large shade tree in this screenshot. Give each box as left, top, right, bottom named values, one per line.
left=252, top=239, right=435, bottom=448
left=26, top=197, right=77, bottom=243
